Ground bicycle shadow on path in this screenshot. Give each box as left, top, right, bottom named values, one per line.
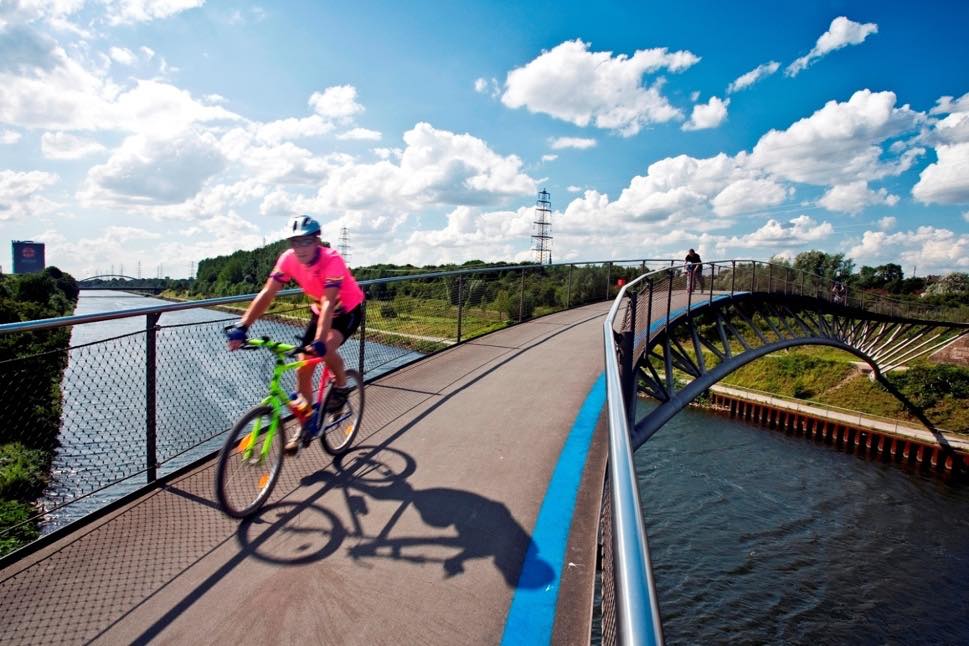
left=239, top=445, right=554, bottom=589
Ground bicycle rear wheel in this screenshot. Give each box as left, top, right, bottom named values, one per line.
left=319, top=369, right=365, bottom=455
left=215, top=405, right=284, bottom=518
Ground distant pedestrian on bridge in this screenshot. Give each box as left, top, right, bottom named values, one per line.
left=225, top=214, right=364, bottom=453
left=685, top=248, right=703, bottom=294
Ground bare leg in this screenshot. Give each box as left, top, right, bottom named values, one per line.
left=296, top=359, right=315, bottom=406
left=323, top=329, right=347, bottom=387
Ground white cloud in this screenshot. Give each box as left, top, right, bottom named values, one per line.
left=501, top=39, right=698, bottom=136
left=818, top=181, right=899, bottom=214
left=473, top=76, right=500, bottom=98
left=0, top=38, right=241, bottom=133
left=848, top=227, right=969, bottom=272
left=566, top=185, right=582, bottom=193
left=725, top=215, right=834, bottom=248
left=683, top=96, right=729, bottom=131
left=727, top=61, right=779, bottom=93
left=711, top=177, right=788, bottom=216
left=549, top=136, right=597, bottom=150
left=879, top=216, right=896, bottom=230
left=930, top=92, right=969, bottom=115
left=336, top=127, right=382, bottom=141
left=750, top=90, right=922, bottom=185
left=139, top=46, right=155, bottom=60
left=541, top=154, right=557, bottom=162
left=0, top=169, right=59, bottom=221
left=254, top=115, right=333, bottom=144
left=103, top=0, right=206, bottom=25
left=0, top=130, right=21, bottom=144
left=261, top=122, right=538, bottom=216
left=108, top=46, right=135, bottom=66
left=399, top=205, right=534, bottom=264
left=925, top=111, right=969, bottom=146
left=964, top=211, right=969, bottom=224
left=912, top=142, right=969, bottom=204
left=41, top=131, right=107, bottom=159
left=309, top=85, right=363, bottom=120
left=786, top=16, right=878, bottom=77
left=79, top=129, right=226, bottom=206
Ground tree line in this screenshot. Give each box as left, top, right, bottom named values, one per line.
left=0, top=267, right=79, bottom=556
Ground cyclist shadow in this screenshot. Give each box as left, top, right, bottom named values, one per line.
left=239, top=445, right=554, bottom=589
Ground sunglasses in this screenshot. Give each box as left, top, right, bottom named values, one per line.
left=290, top=237, right=317, bottom=248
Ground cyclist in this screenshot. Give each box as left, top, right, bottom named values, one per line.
left=684, top=248, right=703, bottom=294
left=225, top=215, right=364, bottom=453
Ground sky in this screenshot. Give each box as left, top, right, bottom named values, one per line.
left=1, top=0, right=968, bottom=279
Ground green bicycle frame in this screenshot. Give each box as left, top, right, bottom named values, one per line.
left=239, top=337, right=325, bottom=463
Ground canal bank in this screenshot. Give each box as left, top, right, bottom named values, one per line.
left=701, top=383, right=969, bottom=479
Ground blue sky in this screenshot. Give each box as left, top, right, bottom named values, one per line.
left=1, top=0, right=968, bottom=278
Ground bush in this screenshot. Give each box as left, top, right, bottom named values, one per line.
left=0, top=499, right=40, bottom=557
left=379, top=303, right=398, bottom=319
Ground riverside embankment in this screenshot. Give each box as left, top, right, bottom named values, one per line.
left=702, top=383, right=969, bottom=478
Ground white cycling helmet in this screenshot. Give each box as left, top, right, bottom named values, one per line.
left=286, top=214, right=321, bottom=239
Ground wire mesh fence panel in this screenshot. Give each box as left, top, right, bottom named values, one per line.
left=361, top=276, right=453, bottom=376
left=458, top=271, right=511, bottom=341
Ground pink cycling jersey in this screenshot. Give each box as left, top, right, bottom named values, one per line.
left=271, top=247, right=364, bottom=314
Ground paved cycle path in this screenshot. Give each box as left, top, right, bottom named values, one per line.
left=0, top=302, right=613, bottom=645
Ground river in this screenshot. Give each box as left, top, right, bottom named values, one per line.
left=635, top=403, right=969, bottom=644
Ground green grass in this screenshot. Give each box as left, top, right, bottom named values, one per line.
left=0, top=499, right=40, bottom=557
left=0, top=443, right=49, bottom=557
left=721, top=351, right=855, bottom=399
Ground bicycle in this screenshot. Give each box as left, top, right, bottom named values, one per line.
left=214, top=335, right=365, bottom=518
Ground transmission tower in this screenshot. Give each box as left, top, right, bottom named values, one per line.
left=338, top=227, right=351, bottom=264
left=531, top=189, right=552, bottom=264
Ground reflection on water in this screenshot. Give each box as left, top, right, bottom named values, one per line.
left=635, top=404, right=969, bottom=644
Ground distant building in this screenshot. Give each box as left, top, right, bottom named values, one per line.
left=12, top=241, right=46, bottom=274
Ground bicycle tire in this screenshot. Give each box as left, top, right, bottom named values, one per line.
left=215, top=405, right=284, bottom=518
left=319, top=369, right=365, bottom=455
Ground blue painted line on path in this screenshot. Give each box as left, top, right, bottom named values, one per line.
left=500, top=373, right=607, bottom=646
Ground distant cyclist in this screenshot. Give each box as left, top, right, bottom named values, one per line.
left=684, top=248, right=703, bottom=294
left=225, top=215, right=364, bottom=453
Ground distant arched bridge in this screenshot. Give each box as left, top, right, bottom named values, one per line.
left=77, top=274, right=169, bottom=294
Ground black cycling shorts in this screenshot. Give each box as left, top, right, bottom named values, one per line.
left=302, top=304, right=362, bottom=348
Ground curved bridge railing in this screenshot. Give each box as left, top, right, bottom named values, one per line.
left=602, top=259, right=969, bottom=645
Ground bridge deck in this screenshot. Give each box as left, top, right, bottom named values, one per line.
left=0, top=303, right=612, bottom=645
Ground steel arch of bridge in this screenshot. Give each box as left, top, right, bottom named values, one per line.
left=78, top=274, right=142, bottom=282
left=611, top=261, right=969, bottom=451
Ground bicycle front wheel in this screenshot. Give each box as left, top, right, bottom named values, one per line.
left=215, top=405, right=284, bottom=518
left=319, top=369, right=365, bottom=456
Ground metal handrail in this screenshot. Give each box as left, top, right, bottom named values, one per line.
left=0, top=258, right=679, bottom=335
left=603, top=272, right=664, bottom=646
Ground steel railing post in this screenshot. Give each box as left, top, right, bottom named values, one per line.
left=145, top=312, right=160, bottom=483
left=566, top=263, right=573, bottom=309
left=358, top=293, right=367, bottom=376
left=519, top=268, right=525, bottom=322
left=456, top=275, right=464, bottom=344
left=752, top=262, right=756, bottom=292
left=768, top=264, right=773, bottom=293
left=645, top=278, right=654, bottom=346
left=708, top=263, right=714, bottom=304
left=731, top=260, right=736, bottom=295
left=665, top=269, right=674, bottom=332
left=622, top=290, right=638, bottom=427
left=606, top=262, right=612, bottom=301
